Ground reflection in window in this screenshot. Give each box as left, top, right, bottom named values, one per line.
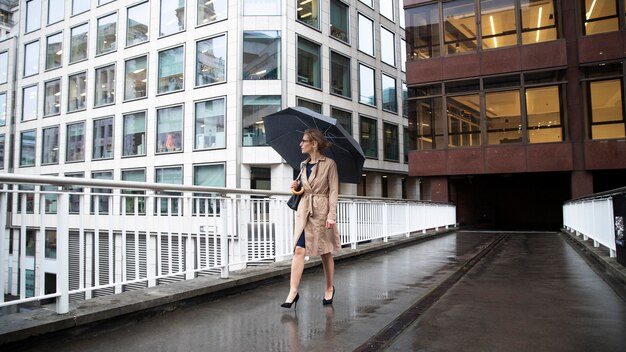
left=26, top=0, right=41, bottom=33
left=97, top=13, right=117, bottom=55
left=583, top=0, right=619, bottom=35
left=22, top=85, right=38, bottom=121
left=198, top=0, right=227, bottom=25
left=409, top=97, right=445, bottom=150
left=42, top=126, right=59, bottom=164
left=331, top=107, right=352, bottom=134
left=158, top=46, right=184, bottom=93
left=243, top=31, right=281, bottom=80
left=0, top=135, right=4, bottom=169
left=521, top=0, right=557, bottom=44
left=526, top=85, right=562, bottom=143
left=41, top=184, right=57, bottom=214
left=242, top=95, right=281, bottom=146
left=360, top=116, right=378, bottom=158
left=160, top=0, right=186, bottom=36
left=297, top=0, right=319, bottom=28
left=380, top=0, right=394, bottom=20
left=24, top=41, right=40, bottom=76
left=243, top=0, right=281, bottom=15
left=193, top=163, right=225, bottom=215
left=588, top=79, right=625, bottom=139
left=68, top=72, right=87, bottom=112
left=44, top=79, right=60, bottom=116
left=125, top=56, right=147, bottom=100
left=0, top=93, right=6, bottom=126
left=382, top=74, right=397, bottom=113
left=297, top=98, right=322, bottom=113
left=0, top=51, right=7, bottom=84
left=359, top=0, right=373, bottom=8
left=91, top=171, right=112, bottom=215
left=123, top=112, right=146, bottom=156
left=384, top=123, right=399, bottom=161
left=358, top=14, right=374, bottom=56
left=45, top=230, right=57, bottom=258
left=381, top=27, right=396, bottom=66
left=447, top=94, right=481, bottom=147
left=486, top=90, right=522, bottom=144
left=402, top=82, right=408, bottom=117
left=406, top=4, right=440, bottom=60
left=330, top=0, right=349, bottom=42
left=330, top=51, right=350, bottom=97
left=66, top=123, right=85, bottom=162
left=70, top=24, right=88, bottom=63
left=121, top=169, right=146, bottom=215
left=65, top=172, right=84, bottom=213
left=72, top=0, right=89, bottom=15
left=157, top=105, right=183, bottom=153
left=196, top=35, right=226, bottom=86
left=297, top=37, right=321, bottom=88
left=20, top=130, right=36, bottom=166
left=93, top=117, right=114, bottom=159
left=127, top=2, right=150, bottom=46
left=359, top=64, right=375, bottom=106
left=443, top=0, right=477, bottom=55
left=195, top=98, right=225, bottom=150
left=95, top=64, right=116, bottom=106
left=45, top=33, right=63, bottom=70
left=481, top=0, right=517, bottom=49
left=155, top=166, right=182, bottom=215
left=25, top=230, right=36, bottom=255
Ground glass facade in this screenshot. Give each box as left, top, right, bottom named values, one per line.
left=583, top=0, right=619, bottom=35
left=44, top=79, right=61, bottom=116
left=91, top=171, right=113, bottom=214
left=520, top=0, right=557, bottom=44
left=45, top=33, right=63, bottom=70
left=70, top=24, right=89, bottom=63
left=297, top=98, right=322, bottom=113
left=198, top=0, right=227, bottom=25
left=26, top=0, right=41, bottom=33
left=125, top=56, right=148, bottom=100
left=360, top=116, right=378, bottom=158
left=384, top=122, right=399, bottom=161
left=72, top=0, right=89, bottom=15
left=157, top=105, right=183, bottom=153
left=68, top=72, right=87, bottom=112
left=122, top=169, right=146, bottom=215
left=24, top=41, right=40, bottom=77
left=382, top=74, right=397, bottom=113
left=381, top=27, right=396, bottom=66
left=406, top=3, right=440, bottom=60
left=588, top=78, right=625, bottom=139
left=42, top=126, right=59, bottom=164
left=485, top=90, right=522, bottom=144
left=155, top=166, right=182, bottom=215
left=359, top=64, right=375, bottom=106
left=526, top=85, right=563, bottom=143
left=93, top=117, right=114, bottom=159
left=331, top=107, right=352, bottom=134
left=160, top=0, right=186, bottom=36
left=242, top=95, right=281, bottom=146
left=481, top=0, right=517, bottom=49
left=95, top=64, right=116, bottom=106
left=97, top=13, right=117, bottom=55
left=158, top=46, right=184, bottom=93
left=447, top=94, right=481, bottom=147
left=127, top=2, right=150, bottom=46
left=243, top=31, right=281, bottom=80
left=297, top=37, right=321, bottom=89
left=20, top=130, right=36, bottom=167
left=330, top=51, right=351, bottom=97
left=22, top=85, right=38, bottom=121
left=195, top=98, right=226, bottom=150
left=443, top=0, right=477, bottom=55
left=48, top=0, right=65, bottom=24
left=358, top=14, right=374, bottom=56
left=123, top=111, right=146, bottom=156
left=66, top=122, right=85, bottom=162
left=297, top=0, right=320, bottom=28
left=330, top=0, right=349, bottom=42
left=196, top=35, right=226, bottom=86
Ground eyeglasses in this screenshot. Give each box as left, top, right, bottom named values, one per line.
left=300, top=139, right=311, bottom=143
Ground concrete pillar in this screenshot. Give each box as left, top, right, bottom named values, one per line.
left=571, top=170, right=593, bottom=199
left=387, top=175, right=403, bottom=199
left=340, top=183, right=357, bottom=197
left=271, top=164, right=294, bottom=194
left=423, top=176, right=449, bottom=203
left=365, top=172, right=382, bottom=197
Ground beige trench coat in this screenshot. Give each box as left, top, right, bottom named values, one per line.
left=293, top=155, right=341, bottom=256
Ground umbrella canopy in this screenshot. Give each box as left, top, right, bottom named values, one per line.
left=263, top=107, right=365, bottom=184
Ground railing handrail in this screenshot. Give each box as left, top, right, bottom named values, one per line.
left=564, top=186, right=626, bottom=204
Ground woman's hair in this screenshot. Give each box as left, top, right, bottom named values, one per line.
left=304, top=129, right=332, bottom=152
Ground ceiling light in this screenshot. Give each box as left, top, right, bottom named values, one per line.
left=586, top=0, right=597, bottom=20
left=133, top=68, right=145, bottom=74
left=301, top=12, right=312, bottom=18
left=56, top=50, right=63, bottom=55
left=536, top=6, right=542, bottom=43
left=300, top=0, right=312, bottom=4
left=489, top=16, right=497, bottom=48
left=255, top=69, right=267, bottom=75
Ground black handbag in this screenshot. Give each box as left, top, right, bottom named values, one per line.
left=287, top=167, right=304, bottom=211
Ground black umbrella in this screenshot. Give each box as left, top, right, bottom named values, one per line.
left=263, top=107, right=365, bottom=184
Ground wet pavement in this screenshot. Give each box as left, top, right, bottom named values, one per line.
left=11, top=232, right=626, bottom=352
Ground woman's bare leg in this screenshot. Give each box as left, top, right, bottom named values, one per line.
left=320, top=253, right=335, bottom=299
left=286, top=246, right=306, bottom=302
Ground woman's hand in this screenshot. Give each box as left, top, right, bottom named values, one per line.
left=325, top=219, right=336, bottom=229
left=291, top=180, right=300, bottom=189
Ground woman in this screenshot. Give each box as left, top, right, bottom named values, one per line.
left=281, top=129, right=340, bottom=309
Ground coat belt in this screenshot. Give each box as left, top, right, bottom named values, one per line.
left=303, top=193, right=328, bottom=217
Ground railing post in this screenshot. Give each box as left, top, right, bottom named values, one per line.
left=405, top=203, right=410, bottom=237
left=0, top=188, right=6, bottom=303
left=220, top=195, right=229, bottom=279
left=56, top=190, right=69, bottom=314
left=383, top=203, right=389, bottom=243
left=349, top=201, right=357, bottom=249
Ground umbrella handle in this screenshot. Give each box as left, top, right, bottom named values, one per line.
left=291, top=187, right=304, bottom=195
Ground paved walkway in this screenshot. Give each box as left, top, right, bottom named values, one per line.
left=9, top=232, right=626, bottom=352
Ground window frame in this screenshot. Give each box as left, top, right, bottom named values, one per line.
left=360, top=115, right=378, bottom=159
left=22, top=84, right=39, bottom=122
left=45, top=31, right=63, bottom=71
left=96, top=11, right=119, bottom=56
left=47, top=0, right=65, bottom=25
left=0, top=51, right=8, bottom=84
left=358, top=63, right=376, bottom=107
left=357, top=13, right=375, bottom=57
left=383, top=121, right=400, bottom=162
left=25, top=0, right=42, bottom=34
left=195, top=33, right=228, bottom=88
left=94, top=63, right=117, bottom=108
left=159, top=0, right=187, bottom=38
left=156, top=104, right=185, bottom=154
left=23, top=40, right=40, bottom=78
left=122, top=110, right=148, bottom=158
left=382, top=73, right=398, bottom=114
left=41, top=125, right=60, bottom=165
left=196, top=0, right=228, bottom=27
left=66, top=121, right=86, bottom=163
left=126, top=1, right=151, bottom=48
left=43, top=78, right=61, bottom=117
left=380, top=25, right=396, bottom=68
left=124, top=54, right=149, bottom=102
left=20, top=129, right=37, bottom=167
left=67, top=71, right=87, bottom=113
left=69, top=22, right=89, bottom=64
left=329, top=0, right=350, bottom=44
left=581, top=62, right=626, bottom=140
left=296, top=35, right=323, bottom=90
left=194, top=96, right=227, bottom=151
left=329, top=50, right=352, bottom=99
left=296, top=0, right=321, bottom=30
left=92, top=116, right=115, bottom=160
left=157, top=44, right=186, bottom=95
left=71, top=0, right=90, bottom=16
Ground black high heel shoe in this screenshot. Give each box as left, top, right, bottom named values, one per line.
left=281, top=293, right=299, bottom=309
left=322, top=286, right=335, bottom=305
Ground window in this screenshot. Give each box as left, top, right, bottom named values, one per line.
left=381, top=27, right=396, bottom=66
left=402, top=82, right=408, bottom=117
left=42, top=183, right=58, bottom=213
left=297, top=0, right=319, bottom=28
left=447, top=94, right=481, bottom=147
left=242, top=95, right=281, bottom=146
left=526, top=86, right=563, bottom=143
left=198, top=0, right=227, bottom=25
left=68, top=72, right=87, bottom=112
left=486, top=90, right=522, bottom=144
left=0, top=51, right=7, bottom=84
left=93, top=117, right=114, bottom=159
left=65, top=172, right=84, bottom=213
left=406, top=3, right=440, bottom=60
left=359, top=64, right=375, bottom=106
left=243, top=31, right=281, bottom=80
left=97, top=13, right=117, bottom=55
left=70, top=23, right=88, bottom=63
left=22, top=85, right=38, bottom=121
left=400, top=4, right=406, bottom=29
left=20, top=130, right=36, bottom=166
left=44, top=79, right=60, bottom=116
left=481, top=0, right=517, bottom=49
left=24, top=41, right=40, bottom=76
left=72, top=0, right=89, bottom=15
left=384, top=123, right=399, bottom=161
left=125, top=56, right=147, bottom=100
left=48, top=0, right=64, bottom=24
left=382, top=74, right=397, bottom=113
left=0, top=134, right=4, bottom=169
left=193, top=163, right=225, bottom=214
left=358, top=14, right=374, bottom=56
left=66, top=122, right=85, bottom=162
left=155, top=167, right=183, bottom=215
left=42, top=126, right=59, bottom=164
left=160, top=0, right=185, bottom=36
left=360, top=116, right=378, bottom=158
left=196, top=35, right=226, bottom=86
left=127, top=2, right=150, bottom=46
left=95, top=64, right=115, bottom=106
left=195, top=98, right=225, bottom=150
left=400, top=39, right=407, bottom=72
left=243, top=0, right=281, bottom=15
left=0, top=93, right=6, bottom=126
left=45, top=33, right=63, bottom=70
left=297, top=98, right=322, bottom=113
left=583, top=0, right=619, bottom=35
left=330, top=0, right=349, bottom=42
left=359, top=0, right=373, bottom=7
left=330, top=51, right=351, bottom=98
left=91, top=171, right=112, bottom=214
left=297, top=37, right=321, bottom=89
left=443, top=0, right=477, bottom=55
left=123, top=111, right=146, bottom=156
left=158, top=46, right=184, bottom=93
left=157, top=105, right=183, bottom=153
left=331, top=107, right=352, bottom=134
left=99, top=0, right=116, bottom=5
left=520, top=0, right=557, bottom=44
left=121, top=169, right=146, bottom=215
left=45, top=230, right=56, bottom=258
left=26, top=0, right=41, bottom=33
left=588, top=79, right=625, bottom=139
left=381, top=0, right=394, bottom=21
left=409, top=91, right=445, bottom=150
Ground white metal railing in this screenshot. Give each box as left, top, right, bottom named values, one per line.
left=563, top=195, right=617, bottom=258
left=0, top=174, right=456, bottom=314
